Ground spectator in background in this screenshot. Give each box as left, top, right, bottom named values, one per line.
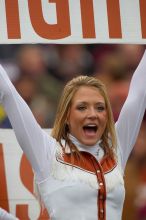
left=116, top=44, right=145, bottom=74
left=0, top=45, right=64, bottom=128
left=93, top=51, right=130, bottom=121
left=15, top=45, right=63, bottom=127
left=48, top=44, right=94, bottom=83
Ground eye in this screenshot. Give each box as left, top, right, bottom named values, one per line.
left=77, top=106, right=86, bottom=111
left=96, top=106, right=105, bottom=112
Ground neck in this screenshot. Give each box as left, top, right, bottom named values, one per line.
left=68, top=134, right=104, bottom=160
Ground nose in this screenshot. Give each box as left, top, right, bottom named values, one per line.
left=87, top=108, right=97, bottom=119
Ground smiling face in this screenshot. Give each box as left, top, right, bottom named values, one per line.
left=67, top=86, right=108, bottom=146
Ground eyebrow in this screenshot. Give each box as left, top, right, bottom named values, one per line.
left=76, top=101, right=105, bottom=105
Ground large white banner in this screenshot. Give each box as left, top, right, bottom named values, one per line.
left=0, top=0, right=146, bottom=44
left=0, top=129, right=50, bottom=220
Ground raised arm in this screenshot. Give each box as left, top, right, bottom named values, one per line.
left=115, top=50, right=146, bottom=170
left=0, top=208, right=19, bottom=220
left=0, top=65, right=56, bottom=182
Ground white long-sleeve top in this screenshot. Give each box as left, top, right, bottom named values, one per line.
left=0, top=51, right=146, bottom=220
left=0, top=208, right=19, bottom=220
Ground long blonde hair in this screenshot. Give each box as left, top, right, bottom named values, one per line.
left=51, top=75, right=117, bottom=158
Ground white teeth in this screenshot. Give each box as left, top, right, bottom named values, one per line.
left=86, top=124, right=96, bottom=127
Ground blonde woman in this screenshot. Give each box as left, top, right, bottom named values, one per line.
left=0, top=50, right=146, bottom=220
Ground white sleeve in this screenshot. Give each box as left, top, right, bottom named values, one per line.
left=0, top=208, right=19, bottom=220
left=0, top=65, right=57, bottom=182
left=115, top=50, right=146, bottom=170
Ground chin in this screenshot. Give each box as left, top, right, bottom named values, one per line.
left=82, top=140, right=98, bottom=146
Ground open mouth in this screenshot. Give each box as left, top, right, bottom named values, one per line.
left=83, top=125, right=98, bottom=135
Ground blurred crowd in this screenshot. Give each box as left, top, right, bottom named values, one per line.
left=0, top=44, right=146, bottom=220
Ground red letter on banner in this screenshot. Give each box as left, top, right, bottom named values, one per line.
left=5, top=0, right=21, bottom=39
left=139, top=0, right=146, bottom=38
left=80, top=0, right=96, bottom=38
left=28, top=0, right=71, bottom=39
left=106, top=0, right=122, bottom=38
left=20, top=154, right=49, bottom=219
